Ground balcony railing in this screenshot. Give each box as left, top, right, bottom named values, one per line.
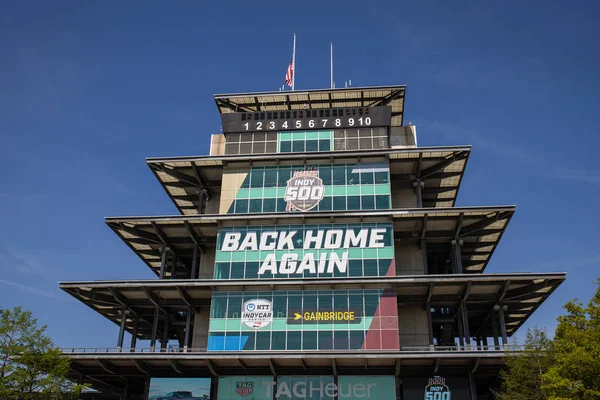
left=61, top=344, right=510, bottom=354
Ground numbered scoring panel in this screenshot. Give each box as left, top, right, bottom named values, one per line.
left=221, top=106, right=391, bottom=134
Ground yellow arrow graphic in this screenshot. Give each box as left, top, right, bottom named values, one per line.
left=294, top=313, right=302, bottom=320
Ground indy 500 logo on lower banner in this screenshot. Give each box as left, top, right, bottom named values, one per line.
left=241, top=299, right=273, bottom=329
left=424, top=376, right=451, bottom=400
left=285, top=167, right=324, bottom=212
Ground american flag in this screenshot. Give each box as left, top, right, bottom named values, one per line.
left=284, top=58, right=293, bottom=87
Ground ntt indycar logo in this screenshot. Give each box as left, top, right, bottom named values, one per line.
left=241, top=299, right=273, bottom=329
left=424, top=376, right=451, bottom=400
left=220, top=227, right=387, bottom=276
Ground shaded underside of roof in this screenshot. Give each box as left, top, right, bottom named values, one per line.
left=104, top=206, right=513, bottom=278
left=60, top=272, right=564, bottom=341
left=66, top=349, right=505, bottom=398
left=146, top=146, right=470, bottom=215
left=214, top=85, right=406, bottom=127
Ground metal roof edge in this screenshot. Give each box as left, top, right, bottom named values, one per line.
left=104, top=205, right=515, bottom=222
left=144, top=145, right=473, bottom=163
left=213, top=85, right=407, bottom=99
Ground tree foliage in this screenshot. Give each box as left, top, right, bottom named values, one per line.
left=495, top=280, right=600, bottom=400
left=543, top=281, right=600, bottom=400
left=0, top=306, right=84, bottom=399
left=493, top=327, right=553, bottom=400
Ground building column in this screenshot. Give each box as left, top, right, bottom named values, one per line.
left=161, top=314, right=170, bottom=350
left=116, top=308, right=128, bottom=352
left=491, top=310, right=500, bottom=350
left=191, top=246, right=199, bottom=279
left=451, top=240, right=463, bottom=274
left=426, top=303, right=434, bottom=348
left=170, top=253, right=177, bottom=279
left=150, top=305, right=160, bottom=350
left=184, top=306, right=193, bottom=352
left=461, top=302, right=471, bottom=348
left=498, top=305, right=508, bottom=346
left=130, top=315, right=139, bottom=351
left=413, top=180, right=424, bottom=208
left=420, top=239, right=428, bottom=275
left=159, top=247, right=170, bottom=279
left=468, top=370, right=477, bottom=400
left=456, top=309, right=465, bottom=347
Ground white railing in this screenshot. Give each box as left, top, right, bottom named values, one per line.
left=61, top=344, right=510, bottom=354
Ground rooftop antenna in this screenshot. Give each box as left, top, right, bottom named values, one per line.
left=330, top=43, right=334, bottom=89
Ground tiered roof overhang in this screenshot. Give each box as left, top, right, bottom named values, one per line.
left=60, top=272, right=565, bottom=341
left=147, top=146, right=470, bottom=214
left=214, top=85, right=406, bottom=126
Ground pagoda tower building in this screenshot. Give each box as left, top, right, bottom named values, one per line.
left=62, top=85, right=565, bottom=400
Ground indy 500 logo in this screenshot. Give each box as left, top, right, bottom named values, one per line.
left=284, top=167, right=324, bottom=212
left=424, top=376, right=451, bottom=400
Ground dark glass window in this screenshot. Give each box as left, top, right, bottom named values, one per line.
left=271, top=331, right=286, bottom=350
left=333, top=196, right=346, bottom=210
left=250, top=169, right=264, bottom=188
left=277, top=167, right=291, bottom=186
left=244, top=262, right=258, bottom=279
left=263, top=169, right=277, bottom=187
left=215, top=263, right=230, bottom=280
left=347, top=196, right=361, bottom=210
left=364, top=260, right=379, bottom=277
left=318, top=331, right=333, bottom=350
left=227, top=296, right=242, bottom=318
left=230, top=262, right=245, bottom=279
left=319, top=166, right=332, bottom=185
left=280, top=141, right=292, bottom=153
left=350, top=331, right=364, bottom=349
left=235, top=199, right=248, bottom=214
left=255, top=331, right=271, bottom=350
left=318, top=197, right=332, bottom=211
left=249, top=199, right=262, bottom=213
left=361, top=195, right=375, bottom=210
left=349, top=260, right=363, bottom=277
left=374, top=171, right=388, bottom=184
left=262, top=198, right=275, bottom=213
left=211, top=296, right=227, bottom=318
left=303, top=331, right=318, bottom=350
left=287, top=332, right=302, bottom=350
left=292, top=141, right=305, bottom=153
left=347, top=166, right=360, bottom=185
left=319, top=139, right=331, bottom=152
left=332, top=165, right=346, bottom=185
left=360, top=171, right=374, bottom=184
left=334, top=331, right=349, bottom=350
left=306, top=140, right=318, bottom=152
left=375, top=195, right=390, bottom=209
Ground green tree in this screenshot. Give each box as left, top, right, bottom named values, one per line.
left=493, top=327, right=553, bottom=400
left=0, top=306, right=84, bottom=399
left=542, top=281, right=600, bottom=400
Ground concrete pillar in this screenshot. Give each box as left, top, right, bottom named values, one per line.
left=457, top=310, right=465, bottom=347
left=150, top=305, right=160, bottom=350
left=184, top=306, right=193, bottom=352
left=130, top=315, right=139, bottom=351
left=159, top=247, right=169, bottom=279
left=491, top=311, right=500, bottom=350
left=170, top=254, right=177, bottom=279
left=498, top=305, right=508, bottom=345
left=420, top=239, right=428, bottom=275
left=426, top=303, right=434, bottom=347
left=161, top=315, right=170, bottom=350
left=191, top=246, right=199, bottom=279
left=451, top=240, right=463, bottom=274
left=116, top=308, right=128, bottom=351
left=461, top=302, right=471, bottom=348
left=468, top=370, right=477, bottom=400
left=413, top=180, right=424, bottom=208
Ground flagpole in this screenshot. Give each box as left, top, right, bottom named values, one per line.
left=292, top=33, right=296, bottom=91
left=330, top=43, right=333, bottom=89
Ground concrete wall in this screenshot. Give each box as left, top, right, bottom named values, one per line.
left=205, top=192, right=220, bottom=215
left=198, top=247, right=216, bottom=279
left=389, top=126, right=417, bottom=148
left=210, top=134, right=226, bottom=156
left=395, top=242, right=424, bottom=275
left=391, top=187, right=417, bottom=208
left=190, top=306, right=210, bottom=350
left=397, top=305, right=430, bottom=347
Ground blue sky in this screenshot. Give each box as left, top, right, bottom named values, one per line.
left=1, top=0, right=599, bottom=348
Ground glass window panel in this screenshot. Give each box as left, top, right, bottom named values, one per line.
left=319, top=165, right=332, bottom=185
left=240, top=143, right=252, bottom=154
left=333, top=196, right=346, bottom=210
left=244, top=262, right=259, bottom=279
left=252, top=141, right=266, bottom=154
left=350, top=331, right=365, bottom=349
left=235, top=199, right=248, bottom=214
left=255, top=331, right=271, bottom=350
left=262, top=198, right=275, bottom=213
left=375, top=195, right=390, bottom=209
left=230, top=262, right=245, bottom=279
left=266, top=141, right=277, bottom=153
left=263, top=169, right=277, bottom=187
left=277, top=167, right=292, bottom=186
left=303, top=294, right=317, bottom=309
left=241, top=134, right=253, bottom=142
left=271, top=331, right=286, bottom=350
left=279, top=141, right=292, bottom=153
left=227, top=295, right=243, bottom=318
left=364, top=260, right=379, bottom=277
left=334, top=331, right=349, bottom=350
left=318, top=293, right=333, bottom=309
left=359, top=137, right=373, bottom=150
left=305, top=140, right=318, bottom=152
left=215, top=263, right=230, bottom=280
left=225, top=143, right=240, bottom=155
left=318, top=331, right=333, bottom=350
left=249, top=199, right=262, bottom=213
left=273, top=295, right=287, bottom=318
left=374, top=171, right=388, bottom=184
left=332, top=165, right=346, bottom=185
left=349, top=260, right=363, bottom=277
left=250, top=169, right=264, bottom=188
left=347, top=196, right=361, bottom=210
left=361, top=195, right=375, bottom=210
left=347, top=165, right=360, bottom=185
left=211, top=296, right=228, bottom=318
left=277, top=198, right=287, bottom=212
left=292, top=141, right=305, bottom=153
left=360, top=170, right=374, bottom=184
left=319, top=139, right=331, bottom=152
left=346, top=139, right=358, bottom=150
left=334, top=292, right=348, bottom=309
left=303, top=331, right=318, bottom=350
left=318, top=196, right=332, bottom=211
left=287, top=332, right=302, bottom=350
left=334, top=138, right=346, bottom=151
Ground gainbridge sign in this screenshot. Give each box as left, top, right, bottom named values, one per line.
left=214, top=223, right=395, bottom=280
left=287, top=308, right=363, bottom=324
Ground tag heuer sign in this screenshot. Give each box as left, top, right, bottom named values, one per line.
left=241, top=299, right=273, bottom=329
left=235, top=381, right=254, bottom=397
left=424, top=376, right=451, bottom=400
left=285, top=167, right=324, bottom=212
